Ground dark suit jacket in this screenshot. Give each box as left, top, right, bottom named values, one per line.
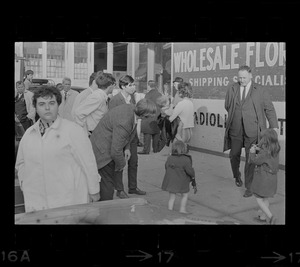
left=141, top=89, right=162, bottom=134
left=223, top=81, right=278, bottom=151
left=108, top=91, right=138, bottom=142
left=108, top=92, right=130, bottom=110
left=90, top=104, right=136, bottom=170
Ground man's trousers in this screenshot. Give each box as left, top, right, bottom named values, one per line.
left=229, top=124, right=257, bottom=191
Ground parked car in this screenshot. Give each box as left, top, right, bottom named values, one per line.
left=71, top=86, right=86, bottom=93
left=28, top=78, right=56, bottom=93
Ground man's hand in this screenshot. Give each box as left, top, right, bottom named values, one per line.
left=124, top=149, right=131, bottom=161
left=89, top=192, right=100, bottom=202
left=250, top=144, right=256, bottom=153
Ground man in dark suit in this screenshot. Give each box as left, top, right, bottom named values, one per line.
left=139, top=80, right=162, bottom=154
left=100, top=76, right=150, bottom=199
left=224, top=65, right=279, bottom=197
left=15, top=81, right=35, bottom=130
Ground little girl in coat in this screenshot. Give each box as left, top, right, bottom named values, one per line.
left=249, top=128, right=280, bottom=224
left=161, top=140, right=197, bottom=213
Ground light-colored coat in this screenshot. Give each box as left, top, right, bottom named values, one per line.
left=169, top=98, right=195, bottom=128
left=71, top=87, right=93, bottom=121
left=59, top=89, right=79, bottom=122
left=73, top=88, right=108, bottom=132
left=15, top=116, right=100, bottom=212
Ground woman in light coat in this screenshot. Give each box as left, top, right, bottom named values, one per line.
left=15, top=86, right=100, bottom=212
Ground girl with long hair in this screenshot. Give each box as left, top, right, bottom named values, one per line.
left=249, top=128, right=281, bottom=224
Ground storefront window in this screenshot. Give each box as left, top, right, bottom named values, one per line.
left=46, top=42, right=65, bottom=78
left=23, top=42, right=43, bottom=78
left=74, top=42, right=88, bottom=80
left=134, top=43, right=148, bottom=93
left=131, top=43, right=171, bottom=94
left=154, top=43, right=166, bottom=93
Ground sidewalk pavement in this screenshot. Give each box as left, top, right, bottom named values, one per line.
left=120, top=145, right=285, bottom=225
left=15, top=146, right=285, bottom=225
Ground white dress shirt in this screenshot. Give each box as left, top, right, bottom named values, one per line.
left=121, top=91, right=132, bottom=104
left=240, top=81, right=252, bottom=100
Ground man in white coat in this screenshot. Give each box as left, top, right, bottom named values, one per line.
left=15, top=86, right=100, bottom=212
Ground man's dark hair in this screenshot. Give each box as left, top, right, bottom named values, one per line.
left=32, top=86, right=62, bottom=108
left=147, top=80, right=157, bottom=89
left=16, top=81, right=24, bottom=86
left=134, top=98, right=157, bottom=118
left=238, top=65, right=252, bottom=73
left=119, top=75, right=134, bottom=89
left=94, top=72, right=116, bottom=89
left=25, top=70, right=34, bottom=76
left=89, top=72, right=100, bottom=86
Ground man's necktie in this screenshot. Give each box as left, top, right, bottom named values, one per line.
left=241, top=86, right=246, bottom=101
left=130, top=94, right=136, bottom=105
left=64, top=91, right=67, bottom=101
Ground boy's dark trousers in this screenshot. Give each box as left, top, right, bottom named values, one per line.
left=142, top=133, right=160, bottom=153
left=98, top=161, right=116, bottom=201
left=114, top=134, right=138, bottom=191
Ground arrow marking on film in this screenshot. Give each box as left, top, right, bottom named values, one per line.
left=126, top=250, right=153, bottom=261
left=261, top=251, right=286, bottom=263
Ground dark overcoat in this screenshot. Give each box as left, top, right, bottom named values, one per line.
left=141, top=89, right=162, bottom=134
left=161, top=154, right=195, bottom=193
left=223, top=81, right=278, bottom=151
left=249, top=148, right=279, bottom=198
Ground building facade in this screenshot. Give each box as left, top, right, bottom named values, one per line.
left=14, top=42, right=171, bottom=94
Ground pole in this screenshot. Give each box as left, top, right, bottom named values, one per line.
left=132, top=42, right=135, bottom=79
left=107, top=42, right=113, bottom=74
left=170, top=42, right=174, bottom=100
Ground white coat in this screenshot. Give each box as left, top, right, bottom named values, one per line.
left=15, top=116, right=100, bottom=212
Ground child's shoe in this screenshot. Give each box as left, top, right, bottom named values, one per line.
left=257, top=209, right=267, bottom=220
left=253, top=210, right=267, bottom=223
left=268, top=215, right=277, bottom=225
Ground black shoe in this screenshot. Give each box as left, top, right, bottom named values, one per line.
left=138, top=151, right=149, bottom=155
left=116, top=190, right=129, bottom=199
left=128, top=188, right=146, bottom=195
left=235, top=172, right=243, bottom=187
left=137, top=142, right=144, bottom=147
left=243, top=190, right=253, bottom=198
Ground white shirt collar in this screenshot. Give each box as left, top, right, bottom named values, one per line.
left=134, top=114, right=138, bottom=124
left=121, top=91, right=131, bottom=104
left=241, top=80, right=252, bottom=90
